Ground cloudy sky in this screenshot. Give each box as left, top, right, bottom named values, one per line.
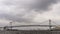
left=0, top=0, right=60, bottom=27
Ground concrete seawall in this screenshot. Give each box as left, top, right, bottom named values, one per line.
left=0, top=30, right=60, bottom=34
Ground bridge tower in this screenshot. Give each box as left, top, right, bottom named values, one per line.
left=10, top=22, right=13, bottom=30
left=49, top=19, right=52, bottom=31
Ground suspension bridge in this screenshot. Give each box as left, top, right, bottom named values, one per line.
left=0, top=19, right=60, bottom=30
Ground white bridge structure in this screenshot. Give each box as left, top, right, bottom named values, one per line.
left=0, top=19, right=60, bottom=30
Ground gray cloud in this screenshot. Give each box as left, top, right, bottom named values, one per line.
left=4, top=0, right=58, bottom=11
left=0, top=12, right=35, bottom=23
left=0, top=0, right=59, bottom=23
left=26, top=0, right=57, bottom=11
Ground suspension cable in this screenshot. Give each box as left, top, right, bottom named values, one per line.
left=36, top=20, right=49, bottom=25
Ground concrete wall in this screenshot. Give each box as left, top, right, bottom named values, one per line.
left=0, top=30, right=60, bottom=34
left=0, top=31, right=18, bottom=34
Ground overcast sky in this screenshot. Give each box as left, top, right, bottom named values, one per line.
left=0, top=0, right=60, bottom=27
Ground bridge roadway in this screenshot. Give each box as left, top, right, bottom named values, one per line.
left=4, top=25, right=58, bottom=28
left=0, top=25, right=58, bottom=28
